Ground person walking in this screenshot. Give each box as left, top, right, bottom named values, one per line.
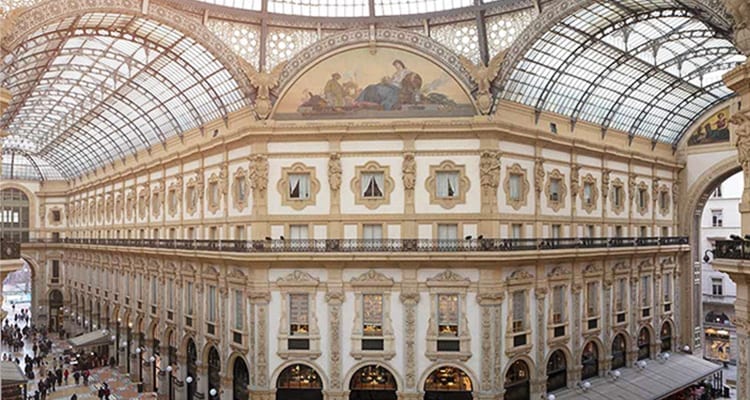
left=63, top=368, right=69, bottom=385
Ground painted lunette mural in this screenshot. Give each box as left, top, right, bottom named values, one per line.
left=687, top=107, right=730, bottom=146
left=274, top=47, right=475, bottom=120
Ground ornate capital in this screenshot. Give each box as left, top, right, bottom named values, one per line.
left=325, top=291, right=344, bottom=305
left=399, top=291, right=420, bottom=305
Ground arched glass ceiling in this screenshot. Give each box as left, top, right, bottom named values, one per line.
left=2, top=149, right=64, bottom=181
left=0, top=12, right=249, bottom=179
left=502, top=0, right=745, bottom=146
left=195, top=0, right=482, bottom=16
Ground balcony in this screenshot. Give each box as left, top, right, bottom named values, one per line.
left=24, top=236, right=689, bottom=254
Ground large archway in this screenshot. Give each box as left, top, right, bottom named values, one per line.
left=349, top=364, right=397, bottom=400
left=48, top=289, right=64, bottom=332
left=661, top=321, right=673, bottom=353
left=186, top=339, right=198, bottom=400
left=612, top=333, right=627, bottom=370
left=207, top=346, right=221, bottom=399
left=423, top=366, right=473, bottom=400
left=503, top=360, right=530, bottom=400
left=276, top=364, right=323, bottom=400
left=638, top=326, right=652, bottom=360
left=546, top=350, right=567, bottom=392
left=233, top=357, right=250, bottom=400
left=581, top=340, right=599, bottom=380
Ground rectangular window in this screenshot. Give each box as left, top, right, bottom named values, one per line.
left=169, top=228, right=176, bottom=240
left=615, top=225, right=623, bottom=238
left=551, top=224, right=561, bottom=239
left=361, top=172, right=385, bottom=198
left=509, top=174, right=522, bottom=201
left=167, top=279, right=174, bottom=310
left=51, top=210, right=61, bottom=222
left=587, top=225, right=595, bottom=238
left=587, top=281, right=599, bottom=317
left=437, top=224, right=458, bottom=241
left=288, top=173, right=311, bottom=199
left=712, top=278, right=723, bottom=296
left=289, top=294, right=310, bottom=335
left=661, top=226, right=669, bottom=237
left=512, top=290, right=525, bottom=332
left=234, top=289, right=244, bottom=330
left=711, top=210, right=723, bottom=227
left=235, top=225, right=245, bottom=240
left=209, top=226, right=218, bottom=240
left=138, top=274, right=144, bottom=300
left=615, top=278, right=626, bottom=312
left=641, top=276, right=651, bottom=307
left=236, top=177, right=247, bottom=202
left=713, top=186, right=722, bottom=198
left=363, top=224, right=383, bottom=241
left=511, top=224, right=523, bottom=239
left=207, top=285, right=217, bottom=322
left=185, top=282, right=194, bottom=315
left=153, top=228, right=159, bottom=239
left=187, top=227, right=195, bottom=240
left=437, top=294, right=459, bottom=337
left=151, top=277, right=158, bottom=305
left=638, top=188, right=647, bottom=208
left=583, top=182, right=593, bottom=204
left=51, top=260, right=60, bottom=281
left=614, top=186, right=622, bottom=207
left=436, top=171, right=460, bottom=198
left=552, top=286, right=564, bottom=324
left=663, top=273, right=672, bottom=303
left=290, top=224, right=309, bottom=240
left=549, top=179, right=561, bottom=201
left=363, top=294, right=383, bottom=336
left=640, top=226, right=648, bottom=237
left=659, top=191, right=668, bottom=210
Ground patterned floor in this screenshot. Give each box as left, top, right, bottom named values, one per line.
left=2, top=303, right=155, bottom=400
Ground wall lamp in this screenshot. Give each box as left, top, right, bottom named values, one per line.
left=608, top=370, right=621, bottom=381
left=577, top=381, right=592, bottom=392
left=635, top=360, right=648, bottom=370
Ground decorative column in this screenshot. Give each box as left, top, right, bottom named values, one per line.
left=531, top=287, right=548, bottom=398
left=399, top=276, right=420, bottom=400
left=402, top=151, right=417, bottom=238
left=249, top=153, right=269, bottom=240
left=328, top=152, right=343, bottom=239
left=325, top=290, right=345, bottom=400
left=477, top=291, right=503, bottom=400
left=534, top=157, right=545, bottom=238
left=479, top=150, right=501, bottom=237
left=250, top=292, right=273, bottom=400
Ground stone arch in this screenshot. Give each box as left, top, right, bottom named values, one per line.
left=544, top=345, right=573, bottom=372
left=19, top=255, right=40, bottom=317
left=545, top=347, right=570, bottom=391
left=179, top=334, right=197, bottom=357
left=611, top=331, right=630, bottom=369
left=271, top=360, right=330, bottom=392
left=343, top=360, right=404, bottom=393
left=660, top=319, right=675, bottom=352
left=419, top=361, right=480, bottom=394
left=2, top=0, right=254, bottom=100
left=581, top=337, right=604, bottom=379
left=225, top=351, right=250, bottom=380
left=500, top=354, right=536, bottom=384
left=494, top=0, right=732, bottom=95
left=637, top=324, right=656, bottom=360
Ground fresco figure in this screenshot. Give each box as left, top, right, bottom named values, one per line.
left=355, top=60, right=418, bottom=110
left=687, top=108, right=731, bottom=146
left=324, top=73, right=346, bottom=108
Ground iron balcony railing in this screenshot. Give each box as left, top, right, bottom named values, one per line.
left=24, top=236, right=689, bottom=253
left=712, top=240, right=750, bottom=260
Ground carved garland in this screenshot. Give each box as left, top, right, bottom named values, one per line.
left=167, top=178, right=182, bottom=218
left=185, top=176, right=199, bottom=216
left=503, top=163, right=530, bottom=210
left=138, top=185, right=150, bottom=220
left=151, top=183, right=163, bottom=219
left=544, top=169, right=567, bottom=212
left=350, top=161, right=395, bottom=210
left=207, top=172, right=222, bottom=214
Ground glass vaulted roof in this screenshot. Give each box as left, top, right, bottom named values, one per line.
left=2, top=149, right=64, bottom=181
left=0, top=12, right=248, bottom=180
left=196, top=0, right=478, bottom=17
left=503, top=0, right=745, bottom=146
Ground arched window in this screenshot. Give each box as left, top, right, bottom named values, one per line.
left=49, top=289, right=64, bottom=332
left=546, top=350, right=567, bottom=392
left=349, top=365, right=397, bottom=400
left=277, top=364, right=323, bottom=400
left=638, top=327, right=651, bottom=360
left=233, top=357, right=249, bottom=400
left=504, top=360, right=530, bottom=400
left=611, top=334, right=626, bottom=370
left=424, top=366, right=472, bottom=400
left=581, top=341, right=599, bottom=380
left=186, top=339, right=197, bottom=400
left=1, top=188, right=30, bottom=242
left=208, top=347, right=221, bottom=398
left=660, top=322, right=672, bottom=353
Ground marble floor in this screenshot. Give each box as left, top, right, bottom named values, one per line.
left=2, top=300, right=154, bottom=400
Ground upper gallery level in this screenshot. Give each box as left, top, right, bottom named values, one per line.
left=0, top=0, right=744, bottom=182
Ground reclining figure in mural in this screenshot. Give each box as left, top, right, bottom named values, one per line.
left=298, top=59, right=456, bottom=115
